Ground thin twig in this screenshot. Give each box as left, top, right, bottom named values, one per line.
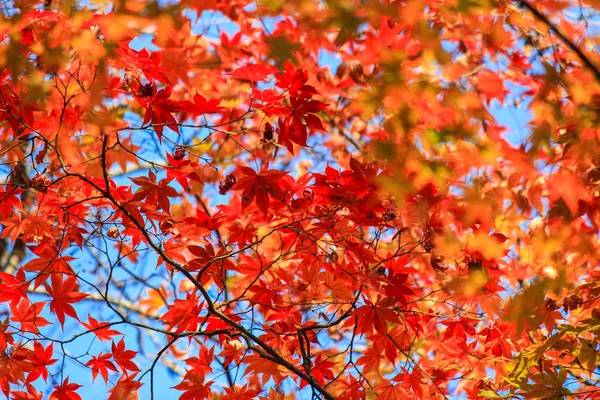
left=517, top=0, right=600, bottom=83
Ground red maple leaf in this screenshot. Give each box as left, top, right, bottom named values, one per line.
left=10, top=384, right=43, bottom=400
left=50, top=377, right=82, bottom=400
left=0, top=213, right=23, bottom=243
left=220, top=30, right=241, bottom=47
left=374, top=380, right=410, bottom=400
left=275, top=63, right=317, bottom=96
left=234, top=254, right=265, bottom=277
left=442, top=317, right=478, bottom=343
left=222, top=384, right=262, bottom=399
left=111, top=339, right=139, bottom=374
left=226, top=223, right=257, bottom=246
left=308, top=354, right=336, bottom=387
left=248, top=280, right=278, bottom=305
left=233, top=164, right=288, bottom=214
left=180, top=92, right=226, bottom=115
left=21, top=242, right=75, bottom=284
left=348, top=299, right=400, bottom=336
left=218, top=340, right=244, bottom=367
left=44, top=274, right=87, bottom=328
left=85, top=353, right=118, bottom=383
left=81, top=315, right=123, bottom=342
left=356, top=341, right=384, bottom=374
left=476, top=69, right=509, bottom=104
left=480, top=323, right=514, bottom=358
left=28, top=341, right=57, bottom=383
left=116, top=47, right=171, bottom=83
left=138, top=85, right=181, bottom=140
left=130, top=171, right=179, bottom=212
left=160, top=291, right=205, bottom=334
left=335, top=376, right=365, bottom=400
left=174, top=371, right=212, bottom=400
left=0, top=269, right=28, bottom=304
left=184, top=346, right=214, bottom=377
left=10, top=300, right=51, bottom=333
left=271, top=64, right=327, bottom=153
left=0, top=185, right=23, bottom=218
left=165, top=153, right=204, bottom=188
left=228, top=64, right=278, bottom=81
left=107, top=375, right=143, bottom=400
left=276, top=101, right=326, bottom=154
left=251, top=88, right=286, bottom=116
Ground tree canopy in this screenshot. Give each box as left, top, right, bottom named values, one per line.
left=1, top=0, right=600, bottom=398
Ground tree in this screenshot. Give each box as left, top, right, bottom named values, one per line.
left=0, top=0, right=600, bottom=398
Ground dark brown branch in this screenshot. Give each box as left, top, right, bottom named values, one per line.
left=517, top=0, right=600, bottom=83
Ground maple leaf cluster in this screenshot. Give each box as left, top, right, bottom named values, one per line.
left=0, top=0, right=600, bottom=399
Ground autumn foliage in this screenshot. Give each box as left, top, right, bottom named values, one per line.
left=1, top=0, right=600, bottom=398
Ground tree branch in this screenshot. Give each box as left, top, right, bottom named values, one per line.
left=516, top=0, right=600, bottom=83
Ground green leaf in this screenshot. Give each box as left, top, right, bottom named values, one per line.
left=478, top=390, right=504, bottom=398
left=266, top=36, right=300, bottom=69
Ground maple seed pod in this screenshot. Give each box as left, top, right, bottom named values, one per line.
left=107, top=227, right=120, bottom=239
left=35, top=144, right=48, bottom=164
left=302, top=189, right=313, bottom=203
left=478, top=378, right=494, bottom=391
left=516, top=191, right=529, bottom=211
left=562, top=294, right=583, bottom=312
left=467, top=258, right=483, bottom=272
left=218, top=174, right=236, bottom=195
left=373, top=266, right=386, bottom=276
left=382, top=210, right=396, bottom=222
left=422, top=240, right=433, bottom=253
left=430, top=253, right=447, bottom=272
left=30, top=173, right=49, bottom=192
left=336, top=60, right=365, bottom=84
left=160, top=219, right=176, bottom=234
left=263, top=122, right=274, bottom=141
left=545, top=297, right=560, bottom=311
left=316, top=70, right=327, bottom=83
left=137, top=83, right=154, bottom=98
left=173, top=147, right=186, bottom=160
